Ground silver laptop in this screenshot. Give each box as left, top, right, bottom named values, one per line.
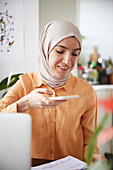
left=0, top=113, right=31, bottom=170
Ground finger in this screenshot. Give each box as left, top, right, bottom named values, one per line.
left=35, top=88, right=53, bottom=95
left=41, top=96, right=67, bottom=108
left=92, top=154, right=107, bottom=162
left=55, top=99, right=67, bottom=102
left=46, top=99, right=67, bottom=106
left=39, top=105, right=56, bottom=109
left=48, top=98, right=67, bottom=103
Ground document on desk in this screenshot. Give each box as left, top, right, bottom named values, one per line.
left=31, top=156, right=87, bottom=170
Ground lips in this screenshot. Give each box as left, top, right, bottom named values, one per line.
left=57, top=65, right=72, bottom=70
left=57, top=65, right=69, bottom=70
left=60, top=66, right=69, bottom=69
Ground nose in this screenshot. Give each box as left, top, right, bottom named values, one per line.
left=63, top=53, right=72, bottom=66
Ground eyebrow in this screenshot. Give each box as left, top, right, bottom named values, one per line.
left=57, top=45, right=81, bottom=51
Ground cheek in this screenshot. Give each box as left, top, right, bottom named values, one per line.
left=49, top=53, right=62, bottom=67
left=71, top=57, right=78, bottom=67
left=48, top=54, right=58, bottom=70
left=48, top=53, right=53, bottom=66
left=48, top=58, right=53, bottom=70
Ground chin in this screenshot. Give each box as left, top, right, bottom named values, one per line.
left=56, top=74, right=69, bottom=79
left=54, top=70, right=71, bottom=79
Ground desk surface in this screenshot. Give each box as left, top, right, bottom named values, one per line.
left=32, top=158, right=52, bottom=167
left=92, top=84, right=113, bottom=90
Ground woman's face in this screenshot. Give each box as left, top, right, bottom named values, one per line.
left=48, top=37, right=80, bottom=78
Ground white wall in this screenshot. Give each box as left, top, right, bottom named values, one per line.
left=0, top=0, right=39, bottom=81
left=39, top=0, right=77, bottom=35
left=77, top=0, right=113, bottom=64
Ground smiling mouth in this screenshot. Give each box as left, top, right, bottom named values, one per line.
left=58, top=65, right=70, bottom=70
left=58, top=66, right=69, bottom=71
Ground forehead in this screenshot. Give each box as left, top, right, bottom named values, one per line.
left=56, top=37, right=80, bottom=49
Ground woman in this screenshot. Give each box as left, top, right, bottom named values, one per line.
left=0, top=20, right=105, bottom=165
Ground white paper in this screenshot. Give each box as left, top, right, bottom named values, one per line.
left=31, top=156, right=87, bottom=170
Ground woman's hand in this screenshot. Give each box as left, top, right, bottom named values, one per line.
left=92, top=153, right=107, bottom=163
left=26, top=88, right=66, bottom=109
left=17, top=88, right=66, bottom=112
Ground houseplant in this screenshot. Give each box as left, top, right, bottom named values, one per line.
left=0, top=72, right=23, bottom=98
left=86, top=97, right=113, bottom=170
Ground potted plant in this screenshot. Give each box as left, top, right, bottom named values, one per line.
left=0, top=72, right=23, bottom=98
left=87, top=97, right=113, bottom=170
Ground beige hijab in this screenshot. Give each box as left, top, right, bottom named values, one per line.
left=37, top=20, right=82, bottom=88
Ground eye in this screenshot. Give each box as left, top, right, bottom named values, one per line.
left=56, top=49, right=64, bottom=54
left=72, top=53, right=78, bottom=57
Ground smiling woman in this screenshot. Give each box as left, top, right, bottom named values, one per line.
left=37, top=20, right=82, bottom=88
left=0, top=20, right=106, bottom=165
left=48, top=37, right=80, bottom=78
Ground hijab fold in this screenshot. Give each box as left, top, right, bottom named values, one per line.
left=37, top=20, right=82, bottom=88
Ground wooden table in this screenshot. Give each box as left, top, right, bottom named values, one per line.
left=32, top=158, right=53, bottom=167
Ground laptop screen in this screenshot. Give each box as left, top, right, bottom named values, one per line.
left=0, top=113, right=31, bottom=170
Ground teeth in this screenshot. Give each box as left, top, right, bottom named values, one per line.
left=59, top=66, right=68, bottom=69
left=61, top=67, right=68, bottom=69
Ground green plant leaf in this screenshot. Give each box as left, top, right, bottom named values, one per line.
left=8, top=73, right=23, bottom=88
left=0, top=73, right=23, bottom=91
left=2, top=91, right=7, bottom=98
left=0, top=77, right=8, bottom=90
left=81, top=35, right=85, bottom=39
left=86, top=114, right=109, bottom=166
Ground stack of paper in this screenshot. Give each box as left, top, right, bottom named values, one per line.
left=31, top=156, right=87, bottom=170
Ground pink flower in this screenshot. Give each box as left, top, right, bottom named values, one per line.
left=98, top=127, right=113, bottom=145
left=98, top=97, right=113, bottom=145
left=98, top=98, right=113, bottom=112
